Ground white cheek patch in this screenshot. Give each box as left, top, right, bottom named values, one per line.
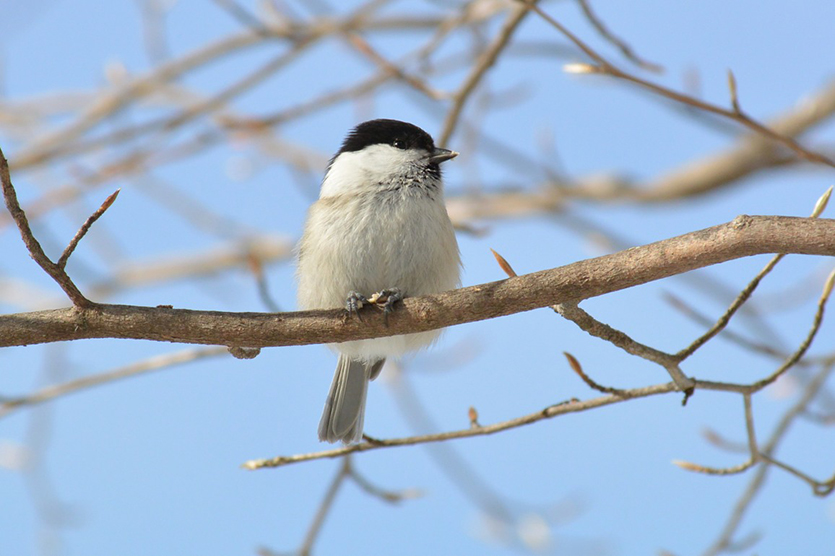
left=319, top=145, right=424, bottom=198
left=319, top=152, right=368, bottom=198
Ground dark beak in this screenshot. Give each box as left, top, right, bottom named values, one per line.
left=428, top=148, right=458, bottom=164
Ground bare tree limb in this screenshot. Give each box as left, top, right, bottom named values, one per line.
left=1, top=214, right=834, bottom=348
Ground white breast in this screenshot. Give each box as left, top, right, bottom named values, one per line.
left=296, top=181, right=461, bottom=360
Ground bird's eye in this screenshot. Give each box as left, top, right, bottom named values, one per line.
left=392, top=139, right=407, bottom=150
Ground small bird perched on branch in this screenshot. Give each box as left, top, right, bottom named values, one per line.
left=296, top=119, right=461, bottom=444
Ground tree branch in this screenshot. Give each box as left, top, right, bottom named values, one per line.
left=1, top=215, right=833, bottom=348
left=438, top=1, right=532, bottom=146
left=242, top=382, right=677, bottom=469
left=527, top=0, right=835, bottom=168
left=0, top=149, right=92, bottom=307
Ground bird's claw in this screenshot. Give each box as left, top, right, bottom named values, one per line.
left=346, top=288, right=403, bottom=324
left=367, top=288, right=403, bottom=325
left=377, top=288, right=403, bottom=315
left=345, top=291, right=368, bottom=319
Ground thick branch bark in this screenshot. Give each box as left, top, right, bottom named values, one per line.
left=1, top=215, right=833, bottom=349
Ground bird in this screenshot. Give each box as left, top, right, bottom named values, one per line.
left=296, top=119, right=461, bottom=444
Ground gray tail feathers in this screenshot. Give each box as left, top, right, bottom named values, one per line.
left=318, top=356, right=385, bottom=444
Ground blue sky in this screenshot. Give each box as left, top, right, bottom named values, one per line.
left=1, top=1, right=834, bottom=555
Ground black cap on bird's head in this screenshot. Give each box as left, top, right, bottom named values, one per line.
left=337, top=119, right=457, bottom=164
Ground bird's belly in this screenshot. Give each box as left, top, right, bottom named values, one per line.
left=299, top=194, right=459, bottom=309
left=297, top=191, right=460, bottom=360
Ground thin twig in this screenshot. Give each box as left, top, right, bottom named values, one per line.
left=0, top=146, right=92, bottom=307
left=344, top=32, right=445, bottom=100
left=441, top=82, right=835, bottom=216
left=701, top=364, right=835, bottom=555
left=748, top=269, right=835, bottom=393
left=563, top=351, right=628, bottom=395
left=676, top=253, right=784, bottom=360
left=299, top=458, right=351, bottom=556
left=556, top=302, right=695, bottom=392
left=210, top=0, right=272, bottom=36
left=677, top=187, right=832, bottom=360
left=9, top=30, right=266, bottom=170
left=743, top=394, right=758, bottom=458
left=438, top=2, right=532, bottom=146
left=242, top=382, right=677, bottom=469
left=390, top=366, right=516, bottom=522
left=674, top=394, right=759, bottom=475
left=575, top=0, right=662, bottom=72
left=758, top=453, right=835, bottom=496
left=8, top=8, right=460, bottom=172
left=346, top=459, right=415, bottom=503
left=524, top=0, right=835, bottom=168
left=664, top=292, right=788, bottom=361
left=727, top=69, right=742, bottom=114
left=701, top=427, right=749, bottom=454
left=672, top=458, right=755, bottom=476
left=0, top=346, right=229, bottom=419
left=57, top=189, right=120, bottom=269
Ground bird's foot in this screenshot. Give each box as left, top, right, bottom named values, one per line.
left=368, top=288, right=403, bottom=324
left=345, top=291, right=369, bottom=320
